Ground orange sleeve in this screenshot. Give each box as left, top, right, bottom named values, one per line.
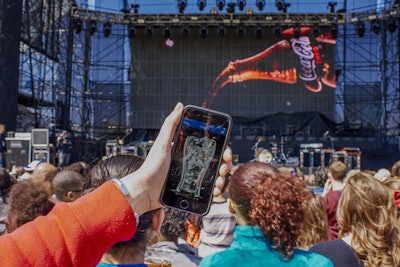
left=0, top=181, right=137, bottom=266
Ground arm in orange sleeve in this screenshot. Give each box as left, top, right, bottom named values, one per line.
left=0, top=181, right=137, bottom=266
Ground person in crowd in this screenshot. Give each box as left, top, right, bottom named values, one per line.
left=197, top=169, right=236, bottom=258
left=0, top=124, right=7, bottom=168
left=65, top=161, right=91, bottom=190
left=4, top=180, right=54, bottom=233
left=30, top=162, right=58, bottom=201
left=200, top=161, right=333, bottom=267
left=297, top=189, right=329, bottom=250
left=9, top=164, right=25, bottom=180
left=384, top=176, right=400, bottom=191
left=0, top=103, right=231, bottom=266
left=373, top=167, right=391, bottom=182
left=383, top=177, right=400, bottom=217
left=0, top=168, right=13, bottom=234
left=19, top=160, right=42, bottom=180
left=56, top=130, right=73, bottom=169
left=321, top=160, right=347, bottom=240
left=89, top=154, right=165, bottom=266
left=390, top=160, right=400, bottom=178
left=306, top=166, right=329, bottom=195
left=0, top=168, right=13, bottom=204
left=149, top=207, right=201, bottom=267
left=52, top=170, right=84, bottom=203
left=310, top=172, right=400, bottom=266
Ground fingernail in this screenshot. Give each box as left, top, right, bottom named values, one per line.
left=174, top=102, right=181, bottom=111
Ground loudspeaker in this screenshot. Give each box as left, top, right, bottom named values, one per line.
left=5, top=138, right=31, bottom=170
left=32, top=147, right=50, bottom=163
left=32, top=128, right=49, bottom=147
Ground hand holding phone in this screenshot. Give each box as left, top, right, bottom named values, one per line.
left=160, top=105, right=232, bottom=215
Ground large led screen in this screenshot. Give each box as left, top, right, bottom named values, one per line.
left=129, top=25, right=336, bottom=129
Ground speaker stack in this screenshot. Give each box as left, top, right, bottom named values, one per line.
left=31, top=128, right=50, bottom=163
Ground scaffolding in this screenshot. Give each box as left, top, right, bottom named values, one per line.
left=17, top=0, right=400, bottom=162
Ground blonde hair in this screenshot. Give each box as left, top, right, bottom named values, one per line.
left=297, top=190, right=329, bottom=250
left=337, top=172, right=400, bottom=267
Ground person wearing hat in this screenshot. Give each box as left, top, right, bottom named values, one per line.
left=19, top=160, right=42, bottom=180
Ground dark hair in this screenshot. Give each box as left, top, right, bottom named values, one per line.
left=0, top=168, right=12, bottom=194
left=159, top=208, right=187, bottom=242
left=313, top=166, right=329, bottom=187
left=229, top=162, right=309, bottom=260
left=89, top=155, right=157, bottom=253
left=89, top=155, right=144, bottom=188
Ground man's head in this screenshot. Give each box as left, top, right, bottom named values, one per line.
left=52, top=170, right=83, bottom=202
left=0, top=124, right=5, bottom=134
left=31, top=162, right=58, bottom=196
left=328, top=160, right=347, bottom=182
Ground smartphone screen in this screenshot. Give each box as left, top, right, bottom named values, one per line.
left=161, top=105, right=232, bottom=215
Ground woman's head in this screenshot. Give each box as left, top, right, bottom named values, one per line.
left=337, top=172, right=400, bottom=266
left=89, top=155, right=163, bottom=256
left=297, top=190, right=329, bottom=250
left=229, top=162, right=309, bottom=259
left=228, top=162, right=279, bottom=222
left=6, top=180, right=53, bottom=233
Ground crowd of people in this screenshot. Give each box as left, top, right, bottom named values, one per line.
left=0, top=103, right=400, bottom=266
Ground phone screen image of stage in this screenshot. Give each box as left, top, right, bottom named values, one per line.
left=164, top=112, right=230, bottom=214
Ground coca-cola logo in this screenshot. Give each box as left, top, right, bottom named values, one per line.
left=290, top=37, right=317, bottom=82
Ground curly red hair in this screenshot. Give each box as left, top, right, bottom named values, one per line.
left=251, top=173, right=307, bottom=259
left=229, top=162, right=308, bottom=259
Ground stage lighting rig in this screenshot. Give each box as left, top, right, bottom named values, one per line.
left=217, top=25, right=226, bottom=37
left=178, top=0, right=188, bottom=13
left=356, top=21, right=365, bottom=37
left=145, top=26, right=153, bottom=37
left=237, top=0, right=246, bottom=11
left=216, top=0, right=225, bottom=11
left=371, top=20, right=380, bottom=35
left=199, top=25, right=208, bottom=38
left=181, top=26, right=190, bottom=37
left=293, top=23, right=301, bottom=38
left=312, top=24, right=320, bottom=37
left=256, top=0, right=265, bottom=11
left=227, top=2, right=236, bottom=13
left=103, top=20, right=112, bottom=38
left=73, top=18, right=83, bottom=34
left=163, top=27, right=171, bottom=39
left=255, top=25, right=263, bottom=38
left=388, top=17, right=397, bottom=33
left=273, top=24, right=281, bottom=37
left=236, top=25, right=245, bottom=37
left=275, top=0, right=290, bottom=13
left=131, top=4, right=140, bottom=14
left=89, top=19, right=97, bottom=36
left=330, top=23, right=338, bottom=38
left=128, top=24, right=136, bottom=38
left=328, top=2, right=337, bottom=13
left=197, top=0, right=206, bottom=11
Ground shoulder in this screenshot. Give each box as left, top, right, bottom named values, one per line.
left=293, top=249, right=334, bottom=267
left=310, top=240, right=363, bottom=267
left=199, top=249, right=240, bottom=267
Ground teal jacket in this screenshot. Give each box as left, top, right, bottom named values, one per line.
left=200, top=226, right=333, bottom=267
